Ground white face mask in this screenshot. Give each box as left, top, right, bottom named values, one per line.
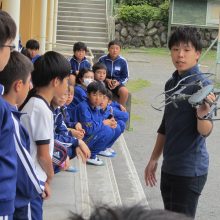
left=83, top=78, right=93, bottom=87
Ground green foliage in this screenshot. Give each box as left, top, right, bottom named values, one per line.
left=118, top=4, right=160, bottom=23
left=118, top=0, right=169, bottom=23
left=122, top=0, right=166, bottom=6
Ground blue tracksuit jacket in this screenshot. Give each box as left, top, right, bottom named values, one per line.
left=69, top=56, right=91, bottom=74
left=74, top=99, right=115, bottom=158
left=0, top=85, right=17, bottom=216
left=67, top=84, right=87, bottom=121
left=61, top=105, right=77, bottom=128
left=110, top=101, right=129, bottom=125
left=98, top=54, right=129, bottom=85
left=53, top=107, right=79, bottom=162
left=10, top=105, right=43, bottom=209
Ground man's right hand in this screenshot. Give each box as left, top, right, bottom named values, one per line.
left=144, top=160, right=158, bottom=187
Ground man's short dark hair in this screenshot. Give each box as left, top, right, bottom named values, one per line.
left=26, top=39, right=40, bottom=50
left=70, top=205, right=192, bottom=220
left=0, top=51, right=33, bottom=94
left=73, top=42, right=87, bottom=52
left=87, top=81, right=106, bottom=95
left=92, top=62, right=107, bottom=73
left=0, top=10, right=16, bottom=46
left=108, top=40, right=122, bottom=49
left=168, top=27, right=202, bottom=52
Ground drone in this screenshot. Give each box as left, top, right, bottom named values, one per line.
left=151, top=73, right=220, bottom=120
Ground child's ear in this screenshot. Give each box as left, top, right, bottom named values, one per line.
left=53, top=77, right=61, bottom=87
left=14, top=80, right=23, bottom=93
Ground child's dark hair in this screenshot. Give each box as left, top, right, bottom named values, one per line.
left=69, top=205, right=192, bottom=220
left=26, top=39, right=40, bottom=50
left=0, top=10, right=16, bottom=46
left=76, top=68, right=93, bottom=84
left=168, top=27, right=202, bottom=52
left=108, top=40, right=121, bottom=49
left=19, top=51, right=71, bottom=110
left=0, top=51, right=33, bottom=94
left=87, top=81, right=106, bottom=95
left=32, top=51, right=70, bottom=87
left=92, top=62, right=107, bottom=73
left=105, top=89, right=113, bottom=100
left=73, top=42, right=87, bottom=52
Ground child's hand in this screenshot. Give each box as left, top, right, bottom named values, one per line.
left=42, top=182, right=51, bottom=200
left=60, top=156, right=70, bottom=171
left=120, top=104, right=127, bottom=112
left=75, top=122, right=85, bottom=133
left=70, top=128, right=85, bottom=139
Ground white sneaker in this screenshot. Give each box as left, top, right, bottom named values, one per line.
left=108, top=148, right=116, bottom=155
left=98, top=149, right=115, bottom=157
left=87, top=156, right=104, bottom=166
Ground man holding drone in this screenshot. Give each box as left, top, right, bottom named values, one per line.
left=145, top=27, right=215, bottom=219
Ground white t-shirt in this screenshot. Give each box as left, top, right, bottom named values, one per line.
left=21, top=96, right=54, bottom=183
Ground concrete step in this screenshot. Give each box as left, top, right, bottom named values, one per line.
left=58, top=15, right=106, bottom=23
left=58, top=11, right=106, bottom=18
left=57, top=25, right=106, bottom=32
left=43, top=135, right=148, bottom=219
left=56, top=35, right=108, bottom=43
left=56, top=39, right=107, bottom=50
left=59, top=0, right=105, bottom=4
left=59, top=2, right=105, bottom=9
left=58, top=4, right=106, bottom=13
left=57, top=30, right=108, bottom=38
left=57, top=20, right=106, bottom=28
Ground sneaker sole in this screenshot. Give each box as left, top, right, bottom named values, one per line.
left=86, top=161, right=105, bottom=166
left=98, top=153, right=116, bottom=158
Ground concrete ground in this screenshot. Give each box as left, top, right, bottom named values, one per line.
left=123, top=50, right=220, bottom=220
left=44, top=49, right=220, bottom=220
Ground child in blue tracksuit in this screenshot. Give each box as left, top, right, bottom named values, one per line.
left=51, top=93, right=91, bottom=173
left=0, top=10, right=17, bottom=219
left=69, top=41, right=91, bottom=85
left=0, top=51, right=44, bottom=219
left=99, top=89, right=129, bottom=156
left=67, top=68, right=94, bottom=121
left=93, top=62, right=128, bottom=114
left=75, top=81, right=121, bottom=165
left=25, top=39, right=41, bottom=63
left=98, top=40, right=129, bottom=107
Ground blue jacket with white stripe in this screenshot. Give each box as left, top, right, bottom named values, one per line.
left=69, top=56, right=91, bottom=75
left=0, top=85, right=17, bottom=215
left=53, top=107, right=79, bottom=147
left=98, top=54, right=129, bottom=85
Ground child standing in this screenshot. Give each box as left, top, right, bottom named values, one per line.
left=0, top=10, right=17, bottom=219
left=69, top=42, right=91, bottom=85
left=0, top=51, right=44, bottom=219
left=20, top=51, right=70, bottom=220
left=98, top=40, right=129, bottom=106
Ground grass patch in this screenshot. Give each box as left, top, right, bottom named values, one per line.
left=127, top=113, right=144, bottom=131
left=127, top=79, right=151, bottom=93
left=122, top=47, right=169, bottom=56
left=131, top=97, right=145, bottom=104
left=214, top=82, right=220, bottom=88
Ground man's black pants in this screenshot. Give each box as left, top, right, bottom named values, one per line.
left=160, top=171, right=207, bottom=219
